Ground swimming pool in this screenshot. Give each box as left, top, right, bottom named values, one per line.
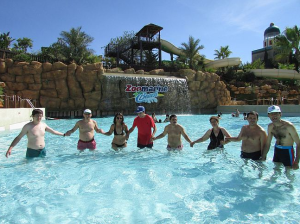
left=1, top=114, right=300, bottom=223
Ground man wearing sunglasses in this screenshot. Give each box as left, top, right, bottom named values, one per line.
left=261, top=105, right=300, bottom=169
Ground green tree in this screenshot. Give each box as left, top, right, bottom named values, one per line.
left=179, top=36, right=204, bottom=69
left=59, top=26, right=94, bottom=64
left=13, top=37, right=33, bottom=53
left=0, top=32, right=15, bottom=50
left=214, top=45, right=232, bottom=59
left=274, top=25, right=300, bottom=71
left=143, top=50, right=158, bottom=66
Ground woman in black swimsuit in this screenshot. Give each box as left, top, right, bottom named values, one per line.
left=191, top=116, right=231, bottom=150
left=102, top=113, right=129, bottom=150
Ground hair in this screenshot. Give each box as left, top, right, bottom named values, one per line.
left=166, top=114, right=169, bottom=117
left=170, top=114, right=177, bottom=120
left=113, top=112, right=124, bottom=125
left=247, top=111, right=259, bottom=120
left=152, top=113, right=156, bottom=117
left=209, top=116, right=219, bottom=123
left=32, top=109, right=43, bottom=116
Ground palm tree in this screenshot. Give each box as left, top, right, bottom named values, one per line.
left=13, top=37, right=33, bottom=53
left=0, top=32, right=15, bottom=50
left=274, top=25, right=300, bottom=71
left=59, top=26, right=94, bottom=64
left=214, top=45, right=232, bottom=59
left=179, top=36, right=204, bottom=69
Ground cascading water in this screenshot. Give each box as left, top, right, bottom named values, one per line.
left=101, top=74, right=191, bottom=114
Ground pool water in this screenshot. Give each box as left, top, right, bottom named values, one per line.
left=1, top=114, right=300, bottom=223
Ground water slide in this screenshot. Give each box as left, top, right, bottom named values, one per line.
left=251, top=69, right=300, bottom=80
left=160, top=39, right=241, bottom=68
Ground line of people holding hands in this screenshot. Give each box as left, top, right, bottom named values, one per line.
left=5, top=105, right=300, bottom=169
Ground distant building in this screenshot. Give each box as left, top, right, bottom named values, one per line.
left=252, top=23, right=281, bottom=67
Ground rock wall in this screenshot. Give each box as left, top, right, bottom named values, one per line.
left=178, top=69, right=231, bottom=109
left=0, top=59, right=231, bottom=114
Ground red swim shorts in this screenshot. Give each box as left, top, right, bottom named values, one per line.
left=77, top=139, right=96, bottom=151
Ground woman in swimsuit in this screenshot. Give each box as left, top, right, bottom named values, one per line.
left=102, top=113, right=129, bottom=151
left=191, top=116, right=231, bottom=150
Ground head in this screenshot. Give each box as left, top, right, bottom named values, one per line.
left=166, top=114, right=169, bottom=118
left=83, top=109, right=92, bottom=118
left=114, top=112, right=124, bottom=124
left=31, top=109, right=43, bottom=121
left=170, top=114, right=177, bottom=124
left=209, top=116, right=219, bottom=127
left=247, top=111, right=259, bottom=120
left=267, top=105, right=282, bottom=122
left=152, top=113, right=156, bottom=117
left=135, top=106, right=145, bottom=118
left=246, top=111, right=259, bottom=125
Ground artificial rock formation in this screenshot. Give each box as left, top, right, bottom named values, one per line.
left=0, top=60, right=231, bottom=113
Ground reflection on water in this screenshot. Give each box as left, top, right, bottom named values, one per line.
left=0, top=115, right=299, bottom=223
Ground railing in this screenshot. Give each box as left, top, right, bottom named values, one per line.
left=0, top=95, right=36, bottom=109
left=0, top=49, right=55, bottom=63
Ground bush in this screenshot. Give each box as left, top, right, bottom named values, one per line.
left=12, top=53, right=31, bottom=62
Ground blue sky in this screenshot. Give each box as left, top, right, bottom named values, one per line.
left=1, top=0, right=299, bottom=63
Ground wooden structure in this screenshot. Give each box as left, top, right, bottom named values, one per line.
left=105, top=24, right=163, bottom=67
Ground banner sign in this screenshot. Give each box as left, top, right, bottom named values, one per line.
left=125, top=84, right=168, bottom=103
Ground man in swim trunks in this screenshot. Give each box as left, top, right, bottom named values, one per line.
left=65, top=109, right=104, bottom=151
left=126, top=106, right=157, bottom=149
left=6, top=109, right=65, bottom=158
left=261, top=105, right=300, bottom=169
left=226, top=111, right=267, bottom=160
left=152, top=114, right=192, bottom=151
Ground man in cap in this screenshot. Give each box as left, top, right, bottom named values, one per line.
left=261, top=105, right=300, bottom=169
left=126, top=106, right=157, bottom=149
left=65, top=109, right=104, bottom=151
left=6, top=109, right=65, bottom=158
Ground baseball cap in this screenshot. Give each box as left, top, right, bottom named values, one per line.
left=83, top=109, right=92, bottom=114
left=135, top=106, right=145, bottom=113
left=268, top=105, right=281, bottom=113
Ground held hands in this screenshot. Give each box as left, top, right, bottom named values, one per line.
left=190, top=142, right=195, bottom=147
left=65, top=130, right=72, bottom=136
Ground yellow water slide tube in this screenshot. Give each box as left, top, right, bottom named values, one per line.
left=160, top=39, right=241, bottom=68
left=251, top=69, right=300, bottom=80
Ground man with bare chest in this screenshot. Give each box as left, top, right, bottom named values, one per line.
left=226, top=111, right=267, bottom=160
left=65, top=109, right=104, bottom=151
left=152, top=114, right=192, bottom=151
left=6, top=109, right=65, bottom=158
left=261, top=105, right=300, bottom=169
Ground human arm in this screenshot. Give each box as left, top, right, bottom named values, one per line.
left=101, top=124, right=114, bottom=136
left=152, top=126, right=168, bottom=141
left=261, top=124, right=273, bottom=160
left=93, top=120, right=105, bottom=134
left=288, top=125, right=300, bottom=169
left=151, top=124, right=157, bottom=138
left=226, top=127, right=243, bottom=142
left=65, top=122, right=80, bottom=136
left=181, top=126, right=192, bottom=144
left=45, top=125, right=64, bottom=136
left=260, top=128, right=267, bottom=155
left=6, top=125, right=28, bottom=158
left=190, top=129, right=211, bottom=147
left=221, top=128, right=232, bottom=145
left=126, top=126, right=135, bottom=140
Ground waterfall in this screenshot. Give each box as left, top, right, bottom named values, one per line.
left=101, top=74, right=191, bottom=115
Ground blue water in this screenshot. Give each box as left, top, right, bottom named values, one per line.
left=1, top=114, right=300, bottom=223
